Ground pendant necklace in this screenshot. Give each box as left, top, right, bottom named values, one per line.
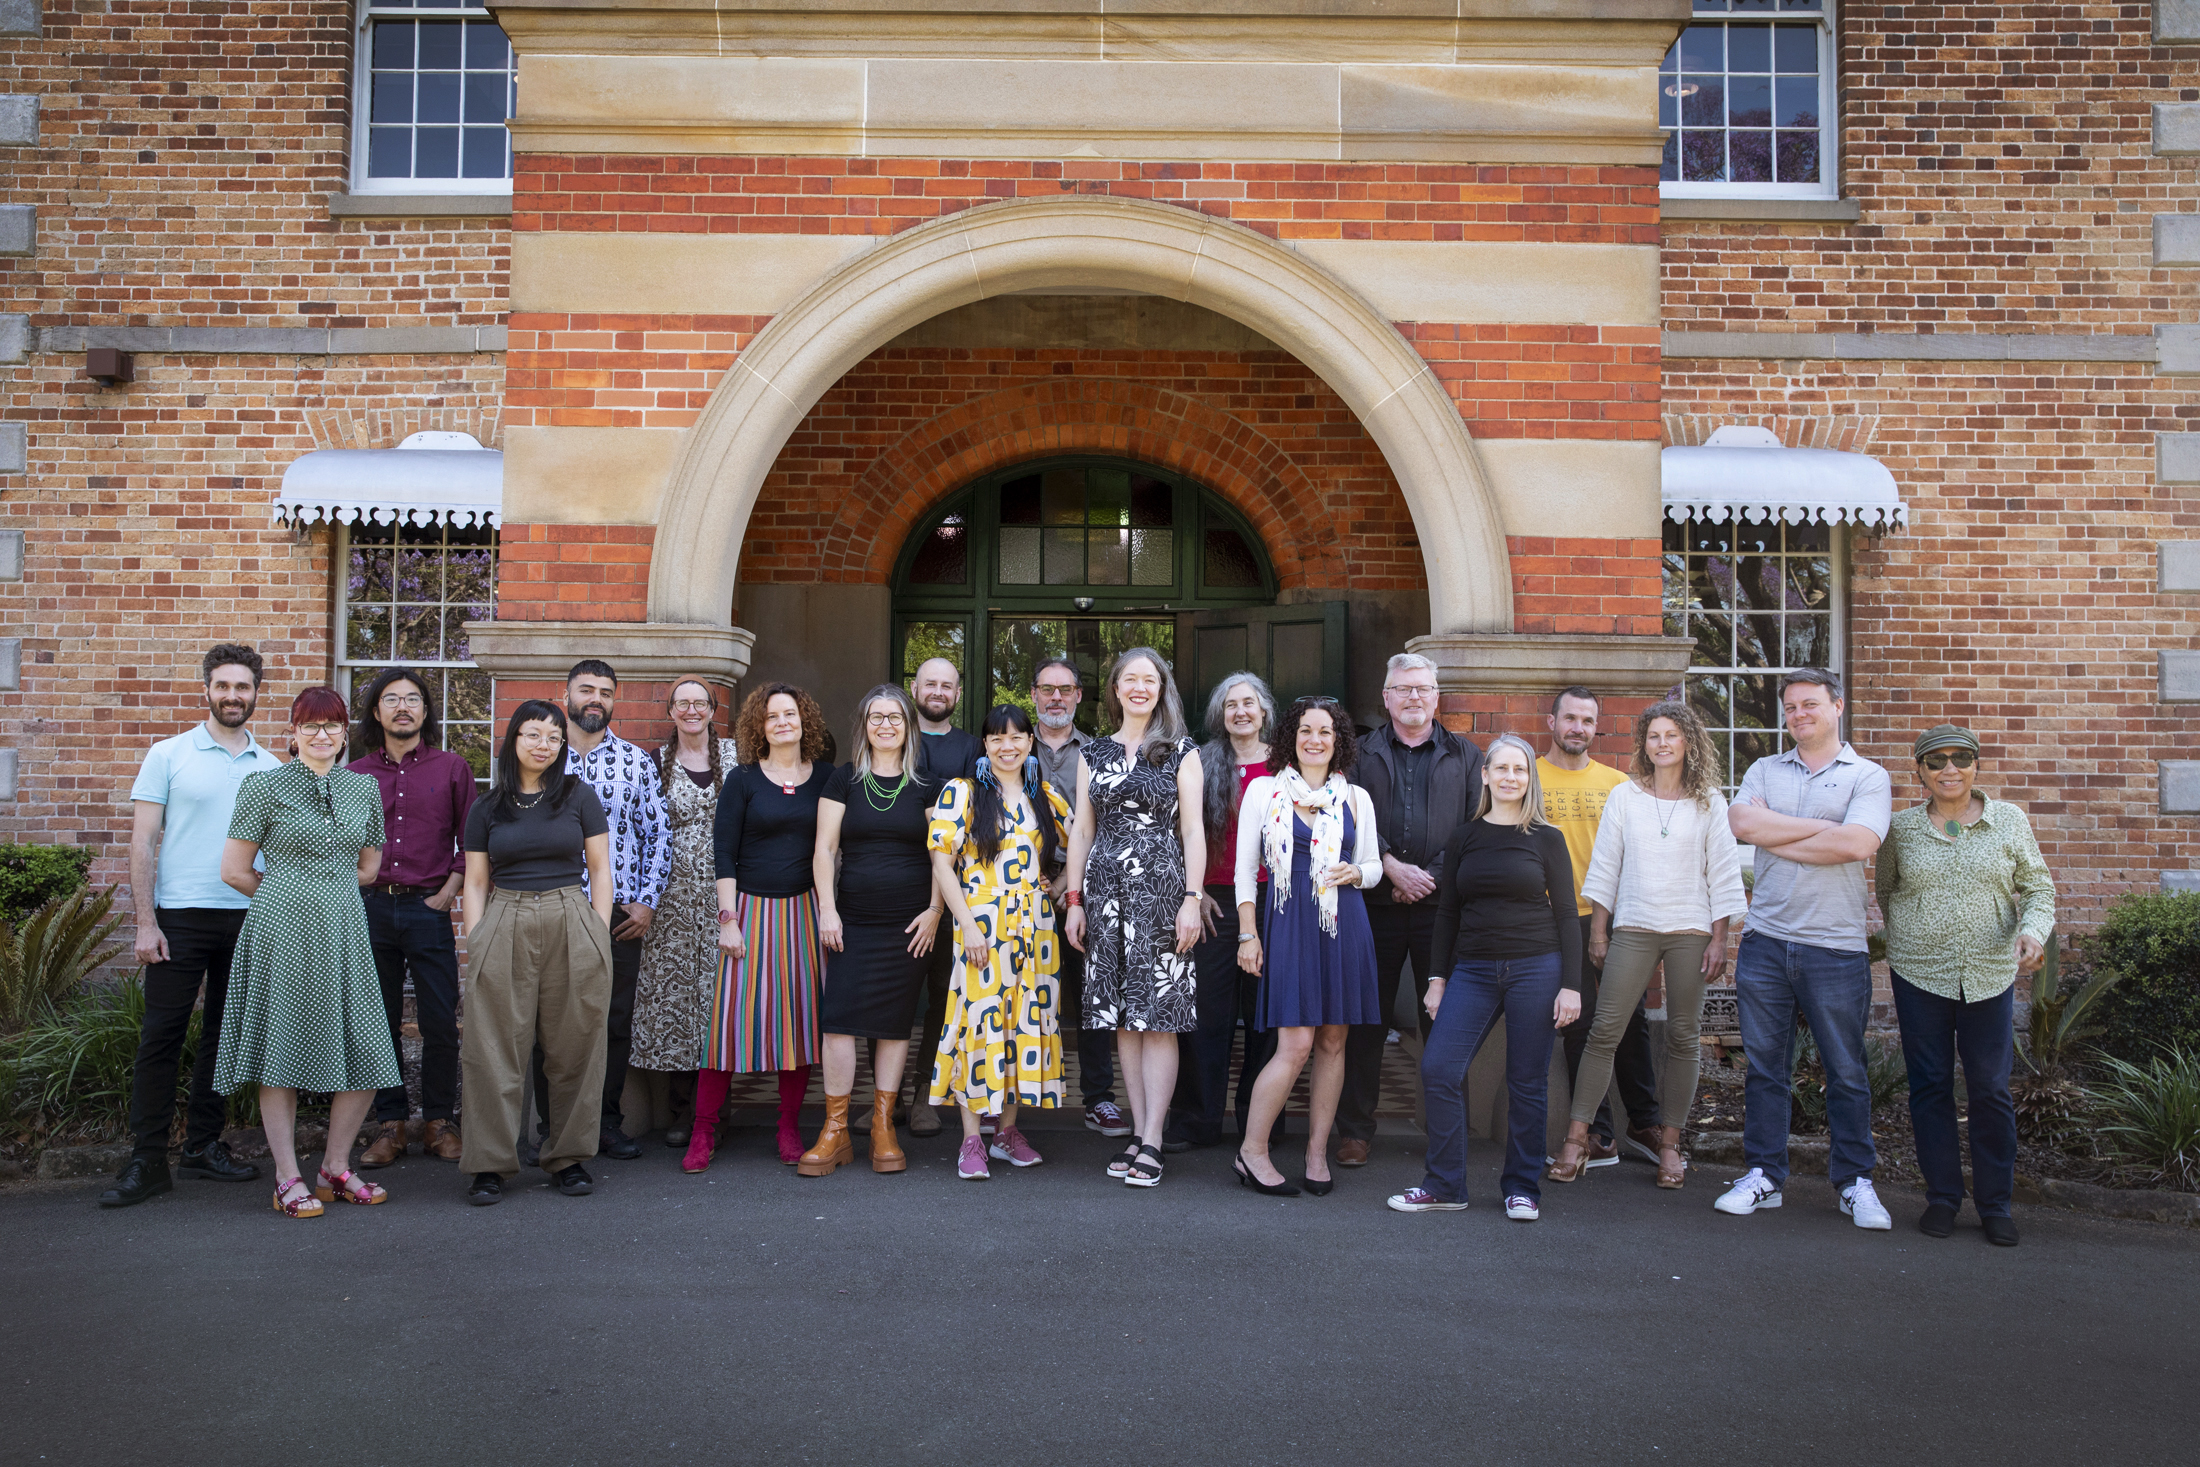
left=1653, top=789, right=1680, bottom=837
left=512, top=787, right=545, bottom=809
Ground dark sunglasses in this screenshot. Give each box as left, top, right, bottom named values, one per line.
left=1920, top=750, right=1977, bottom=770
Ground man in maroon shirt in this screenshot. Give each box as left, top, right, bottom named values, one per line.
left=350, top=667, right=476, bottom=1167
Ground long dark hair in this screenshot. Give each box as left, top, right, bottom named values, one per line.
left=1267, top=696, right=1359, bottom=780
left=969, top=703, right=1063, bottom=869
left=490, top=700, right=575, bottom=824
left=349, top=666, right=440, bottom=760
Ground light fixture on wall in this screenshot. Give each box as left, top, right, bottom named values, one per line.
left=83, top=349, right=134, bottom=387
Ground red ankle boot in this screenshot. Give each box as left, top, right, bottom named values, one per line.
left=684, top=1068, right=731, bottom=1174
left=777, top=1067, right=808, bottom=1165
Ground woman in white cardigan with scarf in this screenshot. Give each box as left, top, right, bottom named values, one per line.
left=1552, top=699, right=1746, bottom=1190
left=1230, top=697, right=1383, bottom=1198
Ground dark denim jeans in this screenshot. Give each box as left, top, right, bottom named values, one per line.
left=128, top=907, right=246, bottom=1160
left=1892, top=971, right=2016, bottom=1218
left=1735, top=931, right=1877, bottom=1189
left=363, top=888, right=462, bottom=1123
left=1419, top=952, right=1562, bottom=1205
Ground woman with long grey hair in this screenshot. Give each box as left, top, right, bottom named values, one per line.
left=1064, top=647, right=1206, bottom=1187
left=1163, top=671, right=1279, bottom=1151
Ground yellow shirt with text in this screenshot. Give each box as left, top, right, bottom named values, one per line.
left=1537, top=756, right=1629, bottom=916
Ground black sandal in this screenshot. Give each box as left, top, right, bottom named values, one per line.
left=1106, top=1142, right=1141, bottom=1178
left=1123, top=1142, right=1164, bottom=1188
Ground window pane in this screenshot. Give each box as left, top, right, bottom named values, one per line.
left=997, top=475, right=1041, bottom=525
left=1731, top=131, right=1772, bottom=182
left=1660, top=131, right=1679, bottom=182
left=367, top=127, right=411, bottom=178
left=371, top=73, right=413, bottom=125
left=1727, top=75, right=1771, bottom=126
left=1773, top=22, right=1816, bottom=70
left=464, top=70, right=507, bottom=123
left=1203, top=528, right=1256, bottom=589
left=446, top=668, right=491, bottom=725
left=347, top=605, right=391, bottom=661
left=997, top=525, right=1040, bottom=583
left=908, top=516, right=967, bottom=584
left=1088, top=528, right=1128, bottom=585
left=414, top=126, right=460, bottom=177
left=1129, top=475, right=1172, bottom=527
left=1041, top=469, right=1083, bottom=525
left=1682, top=74, right=1723, bottom=127
left=1777, top=131, right=1820, bottom=184
left=465, top=21, right=509, bottom=69
left=351, top=545, right=393, bottom=602
left=1043, top=526, right=1085, bottom=584
left=1689, top=609, right=1735, bottom=667
left=462, top=127, right=506, bottom=179
left=1775, top=75, right=1818, bottom=127
left=901, top=622, right=965, bottom=683
left=397, top=606, right=443, bottom=662
left=445, top=546, right=494, bottom=603
left=1683, top=130, right=1726, bottom=181
left=1678, top=24, right=1723, bottom=70
left=1727, top=23, right=1770, bottom=72
left=417, top=20, right=464, bottom=68
left=448, top=720, right=491, bottom=782
left=395, top=547, right=442, bottom=603
left=1131, top=528, right=1173, bottom=586
left=1087, top=469, right=1130, bottom=527
left=416, top=70, right=462, bottom=124
left=1786, top=613, right=1832, bottom=667
left=373, top=20, right=414, bottom=68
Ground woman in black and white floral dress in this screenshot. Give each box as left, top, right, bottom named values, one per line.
left=1065, top=647, right=1205, bottom=1188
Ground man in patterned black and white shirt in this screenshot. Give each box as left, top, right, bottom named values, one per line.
left=527, top=658, right=671, bottom=1162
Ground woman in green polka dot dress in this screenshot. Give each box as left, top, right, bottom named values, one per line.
left=215, top=686, right=401, bottom=1219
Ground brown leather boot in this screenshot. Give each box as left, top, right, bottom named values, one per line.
left=421, top=1119, right=463, bottom=1161
left=870, top=1088, right=906, bottom=1174
left=357, top=1121, right=407, bottom=1170
left=796, top=1094, right=854, bottom=1177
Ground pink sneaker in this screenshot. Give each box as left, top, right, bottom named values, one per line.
left=956, top=1136, right=990, bottom=1180
left=988, top=1125, right=1043, bottom=1168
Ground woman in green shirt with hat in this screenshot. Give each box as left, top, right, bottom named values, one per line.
left=1875, top=723, right=2055, bottom=1248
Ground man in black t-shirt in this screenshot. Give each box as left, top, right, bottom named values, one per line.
left=904, top=657, right=981, bottom=1136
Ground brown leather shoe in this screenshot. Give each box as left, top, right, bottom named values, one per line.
left=357, top=1121, right=407, bottom=1170
left=797, top=1094, right=854, bottom=1177
left=421, top=1119, right=463, bottom=1161
left=870, top=1089, right=906, bottom=1174
left=1336, top=1139, right=1370, bottom=1168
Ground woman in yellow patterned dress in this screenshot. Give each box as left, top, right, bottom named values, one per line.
left=927, top=704, right=1071, bottom=1181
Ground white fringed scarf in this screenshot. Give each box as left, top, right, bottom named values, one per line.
left=1263, top=767, right=1349, bottom=936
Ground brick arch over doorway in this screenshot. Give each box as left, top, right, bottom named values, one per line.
left=803, top=379, right=1351, bottom=589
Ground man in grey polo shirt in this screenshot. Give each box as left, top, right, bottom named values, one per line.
left=1716, top=668, right=1894, bottom=1230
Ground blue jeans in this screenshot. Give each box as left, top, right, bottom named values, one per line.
left=1735, top=932, right=1877, bottom=1189
left=1892, top=971, right=2016, bottom=1218
left=1419, top=953, right=1562, bottom=1204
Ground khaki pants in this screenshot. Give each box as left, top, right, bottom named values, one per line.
left=1569, top=927, right=1713, bottom=1131
left=460, top=885, right=613, bottom=1177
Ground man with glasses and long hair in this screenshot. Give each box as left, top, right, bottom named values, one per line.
left=350, top=666, right=476, bottom=1170
left=1337, top=653, right=1483, bottom=1167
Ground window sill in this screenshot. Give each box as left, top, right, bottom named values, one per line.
left=1660, top=197, right=1861, bottom=224
left=327, top=193, right=514, bottom=220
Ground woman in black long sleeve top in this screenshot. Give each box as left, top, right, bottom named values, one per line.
left=1388, top=733, right=1582, bottom=1221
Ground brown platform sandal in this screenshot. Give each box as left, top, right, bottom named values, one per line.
left=1657, top=1144, right=1688, bottom=1190
left=315, top=1167, right=388, bottom=1205
left=272, top=1175, right=324, bottom=1219
left=1546, top=1133, right=1592, bottom=1183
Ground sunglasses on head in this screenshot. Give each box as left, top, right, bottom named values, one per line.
left=1920, top=750, right=1976, bottom=770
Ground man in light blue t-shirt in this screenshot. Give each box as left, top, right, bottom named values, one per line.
left=1716, top=668, right=1894, bottom=1232
left=100, top=644, right=284, bottom=1209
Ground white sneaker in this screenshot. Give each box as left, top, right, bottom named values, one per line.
left=1504, top=1195, right=1540, bottom=1221
left=1841, top=1178, right=1892, bottom=1230
left=1714, top=1167, right=1783, bottom=1215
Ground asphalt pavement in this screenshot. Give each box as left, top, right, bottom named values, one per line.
left=3, top=1122, right=2195, bottom=1467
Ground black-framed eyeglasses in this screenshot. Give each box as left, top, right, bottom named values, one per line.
left=1921, top=750, right=1977, bottom=770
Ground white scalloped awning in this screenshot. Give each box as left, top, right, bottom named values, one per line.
left=275, top=431, right=502, bottom=528
left=1661, top=424, right=1907, bottom=530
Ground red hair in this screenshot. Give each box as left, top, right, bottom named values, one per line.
left=289, top=685, right=350, bottom=727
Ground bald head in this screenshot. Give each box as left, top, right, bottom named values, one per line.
left=912, top=657, right=962, bottom=728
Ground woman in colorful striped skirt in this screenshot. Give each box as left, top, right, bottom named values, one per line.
left=686, top=683, right=832, bottom=1172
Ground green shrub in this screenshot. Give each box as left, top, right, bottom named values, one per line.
left=2087, top=893, right=2200, bottom=1066
left=6, top=976, right=152, bottom=1127
left=0, top=886, right=128, bottom=1034
left=2093, top=1047, right=2200, bottom=1191
left=0, top=845, right=94, bottom=929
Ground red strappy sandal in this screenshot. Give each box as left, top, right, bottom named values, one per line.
left=315, top=1167, right=388, bottom=1206
left=272, top=1175, right=324, bottom=1219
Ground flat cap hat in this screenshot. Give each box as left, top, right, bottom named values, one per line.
left=1912, top=724, right=1980, bottom=760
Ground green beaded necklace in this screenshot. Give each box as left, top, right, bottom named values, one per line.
left=858, top=767, right=907, bottom=811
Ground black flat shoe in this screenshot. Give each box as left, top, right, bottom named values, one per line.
left=1302, top=1173, right=1335, bottom=1197
left=97, top=1156, right=173, bottom=1209
left=467, top=1172, right=503, bottom=1206
left=177, top=1140, right=260, bottom=1183
left=552, top=1163, right=594, bottom=1196
left=663, top=1125, right=690, bottom=1148
left=598, top=1128, right=642, bottom=1161
left=1918, top=1202, right=1957, bottom=1238
left=1981, top=1214, right=2020, bottom=1247
left=1233, top=1149, right=1300, bottom=1197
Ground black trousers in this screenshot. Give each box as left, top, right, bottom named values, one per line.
left=364, top=888, right=462, bottom=1124
left=128, top=907, right=245, bottom=1161
left=1169, top=883, right=1276, bottom=1146
left=1560, top=913, right=1661, bottom=1142
left=1336, top=901, right=1439, bottom=1144
left=535, top=911, right=641, bottom=1132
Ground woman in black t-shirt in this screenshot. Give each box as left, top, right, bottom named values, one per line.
left=1388, top=733, right=1582, bottom=1223
left=686, top=683, right=833, bottom=1173
left=792, top=684, right=942, bottom=1178
left=457, top=700, right=614, bottom=1207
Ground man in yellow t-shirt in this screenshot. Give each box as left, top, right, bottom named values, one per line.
left=1538, top=686, right=1663, bottom=1171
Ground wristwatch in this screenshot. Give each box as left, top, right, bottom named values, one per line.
left=716, top=908, right=736, bottom=925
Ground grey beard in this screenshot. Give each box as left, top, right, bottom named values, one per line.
left=1036, top=709, right=1074, bottom=730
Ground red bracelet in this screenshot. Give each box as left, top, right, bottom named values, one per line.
left=1063, top=890, right=1083, bottom=907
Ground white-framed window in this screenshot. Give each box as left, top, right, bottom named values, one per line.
left=1660, top=0, right=1836, bottom=198
left=351, top=0, right=516, bottom=193
left=337, top=520, right=499, bottom=782
left=1662, top=515, right=1845, bottom=796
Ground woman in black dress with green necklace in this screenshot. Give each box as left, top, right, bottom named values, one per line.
left=797, top=685, right=943, bottom=1176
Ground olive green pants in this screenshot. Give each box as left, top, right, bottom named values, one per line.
left=1569, top=927, right=1713, bottom=1131
left=460, top=886, right=613, bottom=1178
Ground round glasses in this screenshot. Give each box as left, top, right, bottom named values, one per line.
left=867, top=712, right=907, bottom=727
